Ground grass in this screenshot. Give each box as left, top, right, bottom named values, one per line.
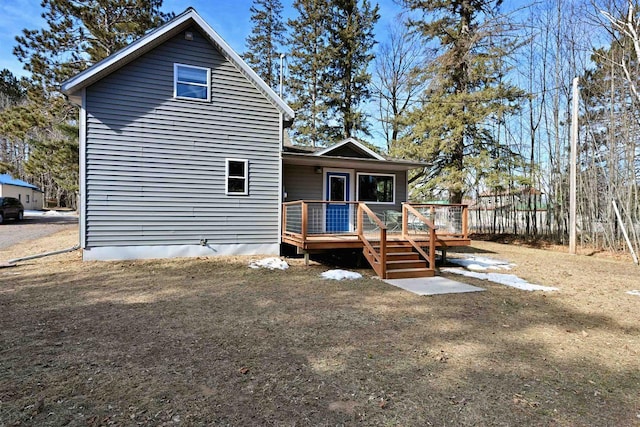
left=0, top=229, right=639, bottom=426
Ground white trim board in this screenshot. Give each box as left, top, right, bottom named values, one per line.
left=356, top=172, right=396, bottom=205
left=314, top=137, right=385, bottom=160
left=321, top=168, right=355, bottom=203
left=79, top=89, right=87, bottom=248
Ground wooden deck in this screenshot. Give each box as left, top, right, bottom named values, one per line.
left=281, top=201, right=471, bottom=279
left=282, top=232, right=471, bottom=251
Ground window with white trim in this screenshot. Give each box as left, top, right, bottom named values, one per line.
left=174, top=63, right=210, bottom=101
left=357, top=173, right=395, bottom=203
left=226, top=159, right=248, bottom=195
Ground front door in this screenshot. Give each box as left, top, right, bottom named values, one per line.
left=326, top=172, right=350, bottom=232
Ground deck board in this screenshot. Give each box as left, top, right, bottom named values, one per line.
left=282, top=232, right=470, bottom=251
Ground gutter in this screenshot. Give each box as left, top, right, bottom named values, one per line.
left=0, top=245, right=80, bottom=269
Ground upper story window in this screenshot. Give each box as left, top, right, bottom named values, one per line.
left=174, top=63, right=210, bottom=101
left=357, top=173, right=395, bottom=204
left=226, top=159, right=249, bottom=195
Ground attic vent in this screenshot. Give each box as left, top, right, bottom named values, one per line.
left=185, top=31, right=194, bottom=41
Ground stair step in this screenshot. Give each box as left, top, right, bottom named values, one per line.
left=387, top=252, right=420, bottom=261
left=376, top=245, right=414, bottom=253
left=385, top=268, right=435, bottom=279
left=386, top=260, right=427, bottom=270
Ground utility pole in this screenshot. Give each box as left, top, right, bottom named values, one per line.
left=569, top=77, right=578, bottom=254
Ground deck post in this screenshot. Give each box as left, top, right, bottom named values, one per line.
left=301, top=202, right=308, bottom=241
left=402, top=203, right=408, bottom=239
left=282, top=204, right=287, bottom=235
left=429, top=226, right=436, bottom=269
left=462, top=205, right=468, bottom=239
left=380, top=228, right=387, bottom=279
left=356, top=204, right=363, bottom=235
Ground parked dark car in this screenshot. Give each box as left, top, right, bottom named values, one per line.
left=0, top=197, right=24, bottom=223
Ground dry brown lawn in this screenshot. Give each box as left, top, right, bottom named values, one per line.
left=1, top=229, right=639, bottom=426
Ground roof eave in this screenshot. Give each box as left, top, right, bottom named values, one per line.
left=283, top=152, right=427, bottom=171
left=313, top=137, right=385, bottom=160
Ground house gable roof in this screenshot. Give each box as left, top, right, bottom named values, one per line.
left=0, top=174, right=41, bottom=191
left=60, top=8, right=294, bottom=122
left=282, top=137, right=427, bottom=171
left=314, top=137, right=385, bottom=160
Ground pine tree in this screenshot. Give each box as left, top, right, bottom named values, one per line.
left=10, top=0, right=171, bottom=207
left=14, top=0, right=172, bottom=91
left=243, top=0, right=286, bottom=88
left=0, top=69, right=26, bottom=109
left=288, top=0, right=380, bottom=146
left=287, top=0, right=336, bottom=146
left=326, top=0, right=379, bottom=138
left=395, top=0, right=525, bottom=203
left=0, top=69, right=29, bottom=174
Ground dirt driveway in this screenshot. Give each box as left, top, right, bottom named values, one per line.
left=0, top=214, right=78, bottom=251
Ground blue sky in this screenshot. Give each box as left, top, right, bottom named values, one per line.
left=0, top=0, right=404, bottom=78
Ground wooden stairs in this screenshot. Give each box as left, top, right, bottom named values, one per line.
left=365, top=241, right=435, bottom=279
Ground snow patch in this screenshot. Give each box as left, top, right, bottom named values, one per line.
left=321, top=269, right=362, bottom=281
left=626, top=290, right=640, bottom=296
left=249, top=257, right=289, bottom=270
left=442, top=268, right=558, bottom=292
left=24, top=210, right=77, bottom=217
left=449, top=255, right=514, bottom=271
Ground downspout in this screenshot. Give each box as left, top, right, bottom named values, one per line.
left=278, top=111, right=284, bottom=247
left=3, top=245, right=81, bottom=267
left=1, top=89, right=87, bottom=269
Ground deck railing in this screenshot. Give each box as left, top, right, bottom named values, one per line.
left=405, top=203, right=469, bottom=239
left=402, top=203, right=437, bottom=270
left=282, top=201, right=469, bottom=241
left=357, top=203, right=387, bottom=278
left=282, top=200, right=382, bottom=241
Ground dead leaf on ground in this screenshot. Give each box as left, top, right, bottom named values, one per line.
left=328, top=400, right=359, bottom=414
left=198, top=384, right=215, bottom=396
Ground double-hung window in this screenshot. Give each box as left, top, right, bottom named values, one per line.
left=226, top=159, right=249, bottom=195
left=174, top=63, right=210, bottom=101
left=357, top=173, right=395, bottom=204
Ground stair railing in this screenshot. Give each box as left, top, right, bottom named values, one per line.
left=402, top=203, right=438, bottom=270
left=357, top=203, right=387, bottom=278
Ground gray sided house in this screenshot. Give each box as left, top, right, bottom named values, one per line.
left=62, top=8, right=468, bottom=272
left=283, top=137, right=422, bottom=220
left=62, top=8, right=294, bottom=260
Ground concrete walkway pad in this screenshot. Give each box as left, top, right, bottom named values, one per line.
left=384, top=276, right=485, bottom=296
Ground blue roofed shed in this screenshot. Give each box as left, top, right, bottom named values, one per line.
left=0, top=174, right=43, bottom=210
